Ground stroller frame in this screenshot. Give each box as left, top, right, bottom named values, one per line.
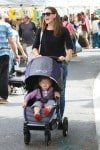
left=8, top=57, right=27, bottom=94
left=23, top=56, right=68, bottom=145
left=23, top=100, right=68, bottom=146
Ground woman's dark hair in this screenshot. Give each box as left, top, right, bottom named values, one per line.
left=42, top=6, right=63, bottom=36
left=62, top=15, right=68, bottom=21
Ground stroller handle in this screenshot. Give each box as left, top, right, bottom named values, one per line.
left=49, top=56, right=65, bottom=62
left=49, top=56, right=58, bottom=59
left=42, top=56, right=59, bottom=61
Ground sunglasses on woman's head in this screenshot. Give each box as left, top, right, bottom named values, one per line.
left=42, top=12, right=54, bottom=17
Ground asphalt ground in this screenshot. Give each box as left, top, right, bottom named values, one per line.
left=0, top=48, right=100, bottom=150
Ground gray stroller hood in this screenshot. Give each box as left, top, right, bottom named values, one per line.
left=25, top=56, right=61, bottom=91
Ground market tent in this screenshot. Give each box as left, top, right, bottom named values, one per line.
left=0, top=0, right=45, bottom=7
left=0, top=0, right=14, bottom=6
left=1, top=0, right=100, bottom=7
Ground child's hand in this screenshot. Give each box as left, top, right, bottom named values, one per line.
left=22, top=102, right=27, bottom=108
left=54, top=91, right=60, bottom=99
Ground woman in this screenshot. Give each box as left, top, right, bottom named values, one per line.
left=62, top=15, right=77, bottom=57
left=5, top=19, right=27, bottom=94
left=32, top=7, right=73, bottom=119
left=5, top=19, right=27, bottom=73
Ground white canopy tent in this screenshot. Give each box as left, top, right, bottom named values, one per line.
left=0, top=0, right=100, bottom=17
left=0, top=0, right=45, bottom=7
left=0, top=0, right=100, bottom=7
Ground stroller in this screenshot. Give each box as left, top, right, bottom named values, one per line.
left=23, top=56, right=68, bottom=146
left=8, top=57, right=27, bottom=94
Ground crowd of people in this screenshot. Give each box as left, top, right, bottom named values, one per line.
left=0, top=7, right=100, bottom=120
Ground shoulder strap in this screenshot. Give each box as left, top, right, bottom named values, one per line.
left=39, top=30, right=43, bottom=52
left=66, top=23, right=69, bottom=27
left=40, top=30, right=43, bottom=43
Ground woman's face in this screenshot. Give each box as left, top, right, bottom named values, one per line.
left=42, top=8, right=56, bottom=24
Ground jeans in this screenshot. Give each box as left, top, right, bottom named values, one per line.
left=9, top=50, right=14, bottom=74
left=92, top=33, right=98, bottom=48
left=98, top=35, right=100, bottom=48
left=60, top=62, right=68, bottom=118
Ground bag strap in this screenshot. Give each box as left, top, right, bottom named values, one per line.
left=39, top=30, right=43, bottom=52
left=66, top=22, right=69, bottom=27
left=40, top=30, right=43, bottom=43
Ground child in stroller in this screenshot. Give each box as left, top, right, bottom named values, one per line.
left=23, top=56, right=68, bottom=145
left=23, top=76, right=60, bottom=120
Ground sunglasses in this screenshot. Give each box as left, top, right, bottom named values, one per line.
left=42, top=12, right=54, bottom=17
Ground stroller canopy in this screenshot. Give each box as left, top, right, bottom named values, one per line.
left=25, top=56, right=61, bottom=91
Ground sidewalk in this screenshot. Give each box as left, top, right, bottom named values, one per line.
left=64, top=48, right=100, bottom=150
left=1, top=48, right=100, bottom=150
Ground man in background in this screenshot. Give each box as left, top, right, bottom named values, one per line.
left=0, top=12, right=19, bottom=104
left=19, top=15, right=37, bottom=62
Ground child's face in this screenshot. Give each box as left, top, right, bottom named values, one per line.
left=39, top=78, right=52, bottom=90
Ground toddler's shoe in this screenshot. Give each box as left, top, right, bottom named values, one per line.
left=43, top=108, right=50, bottom=117
left=34, top=113, right=41, bottom=121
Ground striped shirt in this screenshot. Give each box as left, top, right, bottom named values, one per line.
left=0, top=20, right=13, bottom=56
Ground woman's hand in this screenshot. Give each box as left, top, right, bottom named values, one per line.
left=22, top=102, right=27, bottom=108
left=58, top=55, right=71, bottom=62
left=54, top=91, right=60, bottom=99
left=33, top=48, right=41, bottom=57
left=64, top=56, right=71, bottom=62
left=58, top=56, right=65, bottom=62
left=33, top=54, right=42, bottom=58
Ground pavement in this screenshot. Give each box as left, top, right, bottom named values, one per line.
left=93, top=71, right=100, bottom=149
left=0, top=48, right=100, bottom=150
left=69, top=49, right=100, bottom=150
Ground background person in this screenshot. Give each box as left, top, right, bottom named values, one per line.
left=19, top=15, right=37, bottom=62
left=91, top=16, right=100, bottom=48
left=81, top=12, right=90, bottom=48
left=62, top=15, right=77, bottom=57
left=32, top=7, right=73, bottom=120
left=5, top=19, right=27, bottom=73
left=0, top=12, right=19, bottom=104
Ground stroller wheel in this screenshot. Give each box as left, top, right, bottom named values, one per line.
left=58, top=120, right=63, bottom=130
left=8, top=85, right=13, bottom=95
left=24, top=132, right=30, bottom=145
left=23, top=124, right=30, bottom=145
left=45, top=131, right=51, bottom=146
left=62, top=117, right=68, bottom=137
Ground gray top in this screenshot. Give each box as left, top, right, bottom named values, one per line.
left=19, top=21, right=37, bottom=45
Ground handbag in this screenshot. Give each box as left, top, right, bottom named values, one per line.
left=78, top=35, right=87, bottom=48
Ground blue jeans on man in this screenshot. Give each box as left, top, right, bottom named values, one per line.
left=92, top=32, right=98, bottom=48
